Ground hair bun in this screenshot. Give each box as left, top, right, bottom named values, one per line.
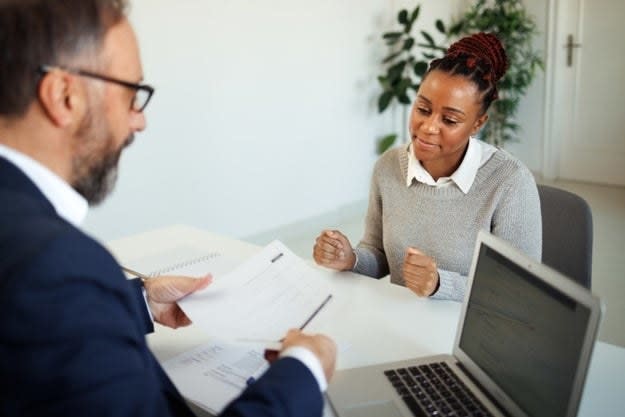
left=447, top=32, right=509, bottom=82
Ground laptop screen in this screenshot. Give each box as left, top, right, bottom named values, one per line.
left=458, top=244, right=592, bottom=417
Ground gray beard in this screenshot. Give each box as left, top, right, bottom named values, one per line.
left=72, top=145, right=122, bottom=205
left=71, top=105, right=134, bottom=205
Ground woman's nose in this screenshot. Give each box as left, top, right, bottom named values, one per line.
left=420, top=115, right=439, bottom=134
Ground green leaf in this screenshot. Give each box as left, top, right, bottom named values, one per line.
left=398, top=94, right=411, bottom=105
left=448, top=21, right=464, bottom=36
left=415, top=44, right=446, bottom=54
left=377, top=76, right=391, bottom=90
left=398, top=9, right=408, bottom=24
left=423, top=52, right=436, bottom=60
left=414, top=61, right=428, bottom=77
left=435, top=19, right=446, bottom=34
left=378, top=91, right=394, bottom=113
left=382, top=31, right=402, bottom=40
left=382, top=50, right=403, bottom=64
left=420, top=31, right=435, bottom=46
left=388, top=60, right=407, bottom=80
left=403, top=37, right=415, bottom=51
left=377, top=134, right=398, bottom=154
left=395, top=77, right=412, bottom=94
left=410, top=5, right=421, bottom=24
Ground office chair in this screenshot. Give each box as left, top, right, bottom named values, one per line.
left=538, top=184, right=593, bottom=289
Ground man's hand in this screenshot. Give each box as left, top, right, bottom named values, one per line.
left=313, top=229, right=356, bottom=271
left=403, top=247, right=439, bottom=297
left=144, top=274, right=212, bottom=328
left=282, top=329, right=337, bottom=382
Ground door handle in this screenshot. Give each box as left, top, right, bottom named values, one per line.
left=565, top=34, right=582, bottom=67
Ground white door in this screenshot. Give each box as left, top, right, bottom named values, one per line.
left=547, top=0, right=625, bottom=185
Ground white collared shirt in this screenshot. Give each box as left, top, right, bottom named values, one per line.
left=0, top=144, right=88, bottom=225
left=406, top=137, right=497, bottom=194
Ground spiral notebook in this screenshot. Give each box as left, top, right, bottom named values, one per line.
left=124, top=245, right=239, bottom=279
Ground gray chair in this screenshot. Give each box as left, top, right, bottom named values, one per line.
left=538, top=184, right=593, bottom=289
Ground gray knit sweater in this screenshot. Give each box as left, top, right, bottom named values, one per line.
left=353, top=146, right=542, bottom=301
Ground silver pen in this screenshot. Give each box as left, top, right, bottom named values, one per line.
left=121, top=266, right=151, bottom=280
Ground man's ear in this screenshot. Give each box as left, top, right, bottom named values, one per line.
left=471, top=113, right=489, bottom=136
left=37, top=70, right=86, bottom=128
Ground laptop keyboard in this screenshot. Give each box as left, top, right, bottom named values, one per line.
left=384, top=362, right=494, bottom=417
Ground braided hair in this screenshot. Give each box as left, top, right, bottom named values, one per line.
left=427, top=32, right=509, bottom=114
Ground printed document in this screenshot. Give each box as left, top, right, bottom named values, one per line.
left=179, top=240, right=333, bottom=341
left=162, top=340, right=268, bottom=414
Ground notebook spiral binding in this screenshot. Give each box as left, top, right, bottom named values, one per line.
left=149, top=252, right=221, bottom=277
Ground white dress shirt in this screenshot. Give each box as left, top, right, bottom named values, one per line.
left=0, top=143, right=328, bottom=391
left=406, top=137, right=497, bottom=193
left=0, top=143, right=88, bottom=224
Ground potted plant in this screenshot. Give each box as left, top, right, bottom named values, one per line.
left=448, top=0, right=544, bottom=146
left=376, top=5, right=446, bottom=154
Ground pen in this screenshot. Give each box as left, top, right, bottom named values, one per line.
left=270, top=252, right=283, bottom=263
left=263, top=294, right=333, bottom=363
left=298, top=294, right=332, bottom=331
left=121, top=266, right=151, bottom=280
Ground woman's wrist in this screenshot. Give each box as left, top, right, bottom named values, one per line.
left=345, top=248, right=358, bottom=271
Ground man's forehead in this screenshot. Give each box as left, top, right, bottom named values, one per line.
left=101, top=18, right=143, bottom=79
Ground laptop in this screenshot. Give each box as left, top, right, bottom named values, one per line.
left=327, top=230, right=602, bottom=417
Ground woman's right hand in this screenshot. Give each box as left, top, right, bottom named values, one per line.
left=313, top=229, right=356, bottom=271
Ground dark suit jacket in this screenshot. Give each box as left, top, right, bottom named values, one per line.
left=0, top=156, right=323, bottom=417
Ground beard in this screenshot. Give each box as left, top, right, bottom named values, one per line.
left=71, top=105, right=134, bottom=205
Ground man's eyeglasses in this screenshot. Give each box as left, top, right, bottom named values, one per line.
left=38, top=65, right=155, bottom=112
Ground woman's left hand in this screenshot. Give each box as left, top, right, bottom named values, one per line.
left=402, top=247, right=439, bottom=297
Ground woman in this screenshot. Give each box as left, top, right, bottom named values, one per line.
left=313, top=32, right=541, bottom=301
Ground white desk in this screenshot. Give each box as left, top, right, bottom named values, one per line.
left=108, top=225, right=625, bottom=417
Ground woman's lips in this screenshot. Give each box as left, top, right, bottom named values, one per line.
left=413, top=136, right=439, bottom=150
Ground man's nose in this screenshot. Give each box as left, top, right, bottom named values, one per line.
left=130, top=110, right=146, bottom=133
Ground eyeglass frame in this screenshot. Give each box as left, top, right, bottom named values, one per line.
left=38, top=64, right=155, bottom=112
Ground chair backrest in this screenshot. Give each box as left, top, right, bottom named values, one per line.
left=538, top=184, right=593, bottom=289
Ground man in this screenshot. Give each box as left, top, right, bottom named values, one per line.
left=0, top=1, right=336, bottom=416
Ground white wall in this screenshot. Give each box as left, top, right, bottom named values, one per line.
left=83, top=0, right=461, bottom=242
left=504, top=0, right=549, bottom=174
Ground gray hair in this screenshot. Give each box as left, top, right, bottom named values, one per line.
left=0, top=0, right=128, bottom=117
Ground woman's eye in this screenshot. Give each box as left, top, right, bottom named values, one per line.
left=443, top=118, right=458, bottom=125
left=417, top=107, right=430, bottom=115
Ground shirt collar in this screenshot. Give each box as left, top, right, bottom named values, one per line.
left=0, top=143, right=88, bottom=226
left=406, top=137, right=496, bottom=194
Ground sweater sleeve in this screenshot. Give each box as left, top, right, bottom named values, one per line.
left=431, top=268, right=468, bottom=302
left=352, top=158, right=389, bottom=279
left=491, top=164, right=542, bottom=262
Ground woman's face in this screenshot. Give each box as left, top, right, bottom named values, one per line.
left=409, top=70, right=488, bottom=179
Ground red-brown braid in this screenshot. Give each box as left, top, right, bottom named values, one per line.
left=427, top=32, right=509, bottom=113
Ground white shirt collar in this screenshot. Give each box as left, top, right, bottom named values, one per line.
left=406, top=137, right=497, bottom=194
left=0, top=143, right=88, bottom=226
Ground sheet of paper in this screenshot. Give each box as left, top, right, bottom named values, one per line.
left=162, top=340, right=268, bottom=414
left=179, top=240, right=333, bottom=341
